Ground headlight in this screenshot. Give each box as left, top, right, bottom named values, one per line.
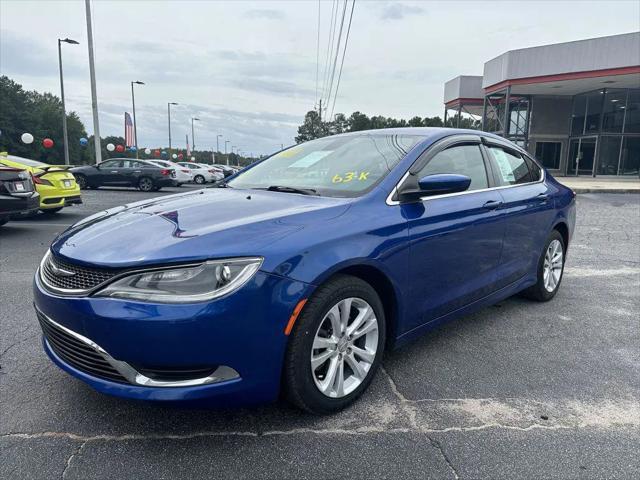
left=94, top=258, right=263, bottom=303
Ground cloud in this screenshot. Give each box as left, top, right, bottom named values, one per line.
left=380, top=3, right=425, bottom=20
left=244, top=9, right=285, bottom=20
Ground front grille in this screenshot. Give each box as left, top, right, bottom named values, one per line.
left=41, top=253, right=119, bottom=293
left=37, top=311, right=128, bottom=384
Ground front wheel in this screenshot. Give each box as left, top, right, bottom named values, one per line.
left=284, top=275, right=385, bottom=414
left=75, top=174, right=87, bottom=190
left=521, top=230, right=566, bottom=301
left=138, top=177, right=154, bottom=192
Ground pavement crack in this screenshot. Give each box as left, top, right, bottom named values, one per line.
left=379, top=366, right=418, bottom=429
left=62, top=440, right=86, bottom=479
left=427, top=436, right=460, bottom=480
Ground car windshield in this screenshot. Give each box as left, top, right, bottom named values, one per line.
left=228, top=134, right=423, bottom=197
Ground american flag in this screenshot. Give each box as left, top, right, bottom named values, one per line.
left=124, top=112, right=134, bottom=147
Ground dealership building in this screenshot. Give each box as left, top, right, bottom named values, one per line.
left=443, top=32, right=640, bottom=177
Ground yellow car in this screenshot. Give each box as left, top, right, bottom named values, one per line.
left=0, top=153, right=82, bottom=214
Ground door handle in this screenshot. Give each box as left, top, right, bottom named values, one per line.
left=482, top=200, right=502, bottom=210
left=134, top=170, right=141, bottom=173
left=110, top=171, right=117, bottom=173
left=537, top=193, right=549, bottom=203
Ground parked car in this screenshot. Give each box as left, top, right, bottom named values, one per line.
left=212, top=164, right=235, bottom=177
left=33, top=128, right=575, bottom=414
left=176, top=162, right=221, bottom=183
left=0, top=166, right=40, bottom=226
left=71, top=159, right=178, bottom=192
left=148, top=160, right=193, bottom=186
left=0, top=154, right=81, bottom=214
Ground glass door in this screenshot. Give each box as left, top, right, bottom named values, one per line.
left=567, top=136, right=597, bottom=176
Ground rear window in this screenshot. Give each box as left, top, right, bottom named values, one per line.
left=487, top=146, right=532, bottom=185
left=7, top=156, right=48, bottom=168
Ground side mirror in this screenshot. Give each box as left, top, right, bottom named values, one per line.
left=398, top=173, right=471, bottom=202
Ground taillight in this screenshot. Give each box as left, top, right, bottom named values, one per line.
left=31, top=173, right=53, bottom=186
left=209, top=169, right=216, bottom=174
left=160, top=169, right=170, bottom=176
left=181, top=169, right=189, bottom=173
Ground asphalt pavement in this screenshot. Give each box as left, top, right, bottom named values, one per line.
left=1, top=187, right=638, bottom=479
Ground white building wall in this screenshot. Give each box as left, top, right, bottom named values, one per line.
left=483, top=32, right=640, bottom=88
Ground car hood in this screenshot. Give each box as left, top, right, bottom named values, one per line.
left=51, top=188, right=351, bottom=268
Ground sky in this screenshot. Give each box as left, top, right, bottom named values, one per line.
left=1, top=0, right=639, bottom=157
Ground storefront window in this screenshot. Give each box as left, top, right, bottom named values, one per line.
left=585, top=91, right=604, bottom=133
left=597, top=136, right=622, bottom=175
left=602, top=90, right=627, bottom=133
left=624, top=90, right=640, bottom=134
left=571, top=95, right=587, bottom=135
left=620, top=137, right=640, bottom=175
left=535, top=142, right=561, bottom=169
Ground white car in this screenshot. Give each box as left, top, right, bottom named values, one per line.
left=177, top=162, right=222, bottom=184
left=148, top=160, right=193, bottom=186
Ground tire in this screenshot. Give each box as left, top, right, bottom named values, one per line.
left=521, top=230, right=566, bottom=302
left=284, top=274, right=386, bottom=414
left=138, top=177, right=154, bottom=192
left=41, top=207, right=63, bottom=214
left=75, top=174, right=87, bottom=190
left=194, top=175, right=205, bottom=185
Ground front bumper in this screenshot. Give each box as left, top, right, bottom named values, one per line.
left=33, top=270, right=313, bottom=405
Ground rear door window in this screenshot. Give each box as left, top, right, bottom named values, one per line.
left=486, top=146, right=532, bottom=185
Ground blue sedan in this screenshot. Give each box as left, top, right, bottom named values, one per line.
left=33, top=128, right=575, bottom=414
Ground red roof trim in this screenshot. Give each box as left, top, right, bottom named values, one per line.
left=484, top=66, right=640, bottom=94
left=445, top=97, right=484, bottom=108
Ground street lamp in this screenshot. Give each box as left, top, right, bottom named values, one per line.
left=58, top=37, right=79, bottom=165
left=191, top=117, right=200, bottom=151
left=131, top=81, right=144, bottom=158
left=216, top=134, right=223, bottom=153
left=167, top=102, right=178, bottom=155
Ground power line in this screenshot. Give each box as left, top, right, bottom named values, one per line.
left=315, top=0, right=321, bottom=108
left=330, top=0, right=356, bottom=119
left=325, top=0, right=348, bottom=118
left=320, top=0, right=338, bottom=117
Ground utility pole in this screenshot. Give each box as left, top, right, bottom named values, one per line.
left=191, top=117, right=200, bottom=151
left=131, top=81, right=144, bottom=158
left=318, top=98, right=322, bottom=123
left=57, top=38, right=78, bottom=165
left=167, top=102, right=178, bottom=156
left=85, top=0, right=101, bottom=164
left=216, top=134, right=222, bottom=153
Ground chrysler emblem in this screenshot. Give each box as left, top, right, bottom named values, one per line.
left=49, top=259, right=76, bottom=277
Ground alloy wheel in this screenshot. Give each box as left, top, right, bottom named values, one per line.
left=194, top=175, right=205, bottom=184
left=543, top=239, right=563, bottom=292
left=139, top=178, right=153, bottom=192
left=310, top=297, right=379, bottom=398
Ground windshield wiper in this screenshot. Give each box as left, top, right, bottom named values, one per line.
left=263, top=185, right=319, bottom=196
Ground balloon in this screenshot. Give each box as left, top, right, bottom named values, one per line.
left=42, top=138, right=54, bottom=149
left=115, top=145, right=125, bottom=153
left=144, top=148, right=151, bottom=155
left=161, top=150, right=168, bottom=158
left=79, top=137, right=88, bottom=146
left=106, top=143, right=115, bottom=152
left=172, top=153, right=177, bottom=159
left=191, top=157, right=195, bottom=161
left=130, top=146, right=137, bottom=152
left=21, top=133, right=34, bottom=144
left=153, top=149, right=160, bottom=158
left=178, top=153, right=184, bottom=160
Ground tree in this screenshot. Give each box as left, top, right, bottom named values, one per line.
left=295, top=110, right=328, bottom=143
left=0, top=76, right=89, bottom=164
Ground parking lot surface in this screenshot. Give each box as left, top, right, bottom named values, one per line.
left=1, top=187, right=638, bottom=479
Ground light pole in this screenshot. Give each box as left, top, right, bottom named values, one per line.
left=191, top=117, right=200, bottom=151
left=216, top=134, right=223, bottom=153
left=167, top=102, right=178, bottom=156
left=225, top=140, right=230, bottom=165
left=58, top=37, right=79, bottom=165
left=130, top=81, right=144, bottom=158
